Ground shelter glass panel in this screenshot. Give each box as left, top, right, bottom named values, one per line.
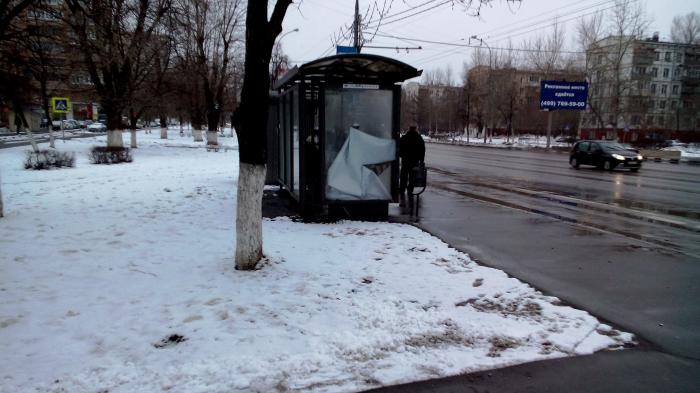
left=324, top=88, right=394, bottom=201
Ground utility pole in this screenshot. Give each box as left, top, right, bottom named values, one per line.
left=353, top=0, right=361, bottom=51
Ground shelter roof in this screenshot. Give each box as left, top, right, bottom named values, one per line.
left=274, top=53, right=422, bottom=90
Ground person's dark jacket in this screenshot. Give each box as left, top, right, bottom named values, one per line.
left=399, top=130, right=425, bottom=165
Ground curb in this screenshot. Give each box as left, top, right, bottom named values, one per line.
left=426, top=140, right=699, bottom=165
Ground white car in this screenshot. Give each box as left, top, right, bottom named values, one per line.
left=87, top=122, right=107, bottom=132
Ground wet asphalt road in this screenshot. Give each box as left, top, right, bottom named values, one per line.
left=371, top=143, right=700, bottom=393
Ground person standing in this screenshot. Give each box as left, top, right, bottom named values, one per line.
left=399, top=125, right=425, bottom=207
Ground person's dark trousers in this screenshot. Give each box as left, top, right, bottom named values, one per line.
left=400, top=159, right=418, bottom=205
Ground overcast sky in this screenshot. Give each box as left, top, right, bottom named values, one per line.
left=279, top=0, right=698, bottom=83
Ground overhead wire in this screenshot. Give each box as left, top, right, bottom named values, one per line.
left=486, top=2, right=631, bottom=44
left=365, top=0, right=453, bottom=29
left=362, top=0, right=633, bottom=70
left=475, top=0, right=618, bottom=40
left=364, top=31, right=586, bottom=53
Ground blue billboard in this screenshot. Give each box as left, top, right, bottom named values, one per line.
left=539, top=80, right=588, bottom=110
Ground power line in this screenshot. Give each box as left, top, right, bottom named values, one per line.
left=364, top=0, right=443, bottom=26
left=476, top=0, right=617, bottom=39
left=364, top=31, right=586, bottom=54
left=487, top=2, right=628, bottom=44
left=365, top=0, right=452, bottom=29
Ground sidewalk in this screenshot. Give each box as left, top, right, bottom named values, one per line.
left=363, top=183, right=700, bottom=393
left=0, top=128, right=100, bottom=148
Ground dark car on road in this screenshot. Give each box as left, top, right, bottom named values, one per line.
left=570, top=140, right=643, bottom=172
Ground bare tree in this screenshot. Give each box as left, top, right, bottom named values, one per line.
left=576, top=10, right=605, bottom=130
left=12, top=1, right=67, bottom=149
left=172, top=0, right=243, bottom=145
left=0, top=0, right=38, bottom=40
left=671, top=12, right=700, bottom=45
left=524, top=21, right=566, bottom=147
left=270, top=41, right=291, bottom=87
left=1, top=0, right=39, bottom=217
left=583, top=0, right=650, bottom=135
left=524, top=20, right=565, bottom=77
left=232, top=0, right=293, bottom=270
left=64, top=0, right=171, bottom=148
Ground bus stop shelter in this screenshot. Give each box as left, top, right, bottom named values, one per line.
left=271, top=53, right=421, bottom=220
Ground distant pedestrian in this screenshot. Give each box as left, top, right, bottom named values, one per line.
left=399, top=125, right=425, bottom=207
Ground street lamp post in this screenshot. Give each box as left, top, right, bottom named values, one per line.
left=277, top=28, right=299, bottom=43
left=271, top=28, right=299, bottom=86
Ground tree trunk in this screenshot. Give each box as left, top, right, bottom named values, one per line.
left=18, top=112, right=40, bottom=153
left=193, top=129, right=203, bottom=142
left=159, top=115, right=168, bottom=139
left=107, top=130, right=124, bottom=148
left=235, top=163, right=266, bottom=270
left=39, top=86, right=55, bottom=148
left=233, top=0, right=292, bottom=270
left=206, top=130, right=218, bottom=146
left=130, top=129, right=137, bottom=148
left=26, top=129, right=39, bottom=152
left=106, top=107, right=124, bottom=148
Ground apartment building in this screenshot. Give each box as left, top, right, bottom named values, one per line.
left=582, top=33, right=700, bottom=141
left=466, top=65, right=584, bottom=136
left=0, top=0, right=99, bottom=131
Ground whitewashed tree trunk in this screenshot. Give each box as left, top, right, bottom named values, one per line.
left=130, top=129, right=137, bottom=148
left=235, top=163, right=266, bottom=270
left=193, top=129, right=203, bottom=142
left=206, top=131, right=218, bottom=147
left=160, top=127, right=168, bottom=139
left=25, top=129, right=39, bottom=152
left=48, top=129, right=55, bottom=148
left=107, top=130, right=124, bottom=148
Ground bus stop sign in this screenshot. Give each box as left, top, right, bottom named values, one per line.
left=539, top=81, right=588, bottom=111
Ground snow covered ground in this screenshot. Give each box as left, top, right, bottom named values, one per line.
left=425, top=134, right=571, bottom=149
left=427, top=134, right=700, bottom=162
left=0, top=130, right=633, bottom=393
left=662, top=145, right=700, bottom=162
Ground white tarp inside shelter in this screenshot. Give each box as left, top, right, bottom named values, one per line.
left=327, top=128, right=395, bottom=200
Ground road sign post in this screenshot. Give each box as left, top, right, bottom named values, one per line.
left=539, top=81, right=588, bottom=148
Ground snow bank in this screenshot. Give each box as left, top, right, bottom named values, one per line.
left=0, top=132, right=632, bottom=393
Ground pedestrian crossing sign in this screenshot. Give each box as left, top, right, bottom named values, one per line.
left=51, top=97, right=71, bottom=113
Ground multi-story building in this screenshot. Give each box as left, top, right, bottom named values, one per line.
left=466, top=65, right=584, bottom=137
left=582, top=33, right=700, bottom=142
left=0, top=0, right=99, bottom=131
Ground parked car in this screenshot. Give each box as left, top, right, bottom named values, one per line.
left=570, top=140, right=643, bottom=172
left=52, top=119, right=81, bottom=131
left=657, top=140, right=688, bottom=149
left=87, top=122, right=107, bottom=132
left=79, top=120, right=93, bottom=128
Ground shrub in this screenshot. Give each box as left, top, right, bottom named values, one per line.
left=89, top=146, right=133, bottom=164
left=24, top=150, right=76, bottom=170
